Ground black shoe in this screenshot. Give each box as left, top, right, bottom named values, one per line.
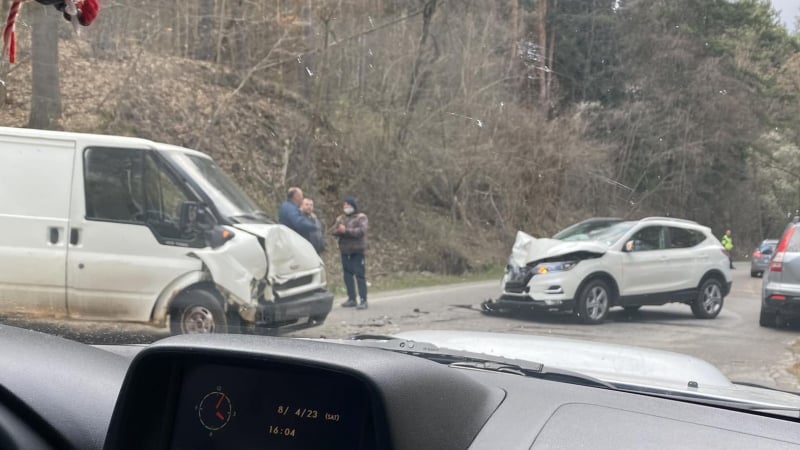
left=356, top=302, right=368, bottom=310
left=341, top=300, right=357, bottom=308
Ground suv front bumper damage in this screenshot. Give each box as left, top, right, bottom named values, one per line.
left=483, top=294, right=576, bottom=313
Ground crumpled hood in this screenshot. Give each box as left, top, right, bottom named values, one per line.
left=393, top=330, right=800, bottom=411
left=510, top=231, right=607, bottom=267
left=233, top=223, right=322, bottom=283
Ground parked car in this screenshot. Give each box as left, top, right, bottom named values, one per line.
left=483, top=217, right=733, bottom=324
left=760, top=222, right=800, bottom=327
left=750, top=239, right=778, bottom=277
left=0, top=127, right=333, bottom=335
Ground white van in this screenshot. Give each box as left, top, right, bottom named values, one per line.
left=0, top=127, right=333, bottom=334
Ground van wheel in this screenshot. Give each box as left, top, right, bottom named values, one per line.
left=169, top=288, right=228, bottom=335
left=575, top=279, right=611, bottom=324
left=691, top=278, right=724, bottom=319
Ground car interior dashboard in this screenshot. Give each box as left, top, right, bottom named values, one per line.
left=0, top=324, right=798, bottom=450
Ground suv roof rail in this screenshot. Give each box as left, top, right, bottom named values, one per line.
left=640, top=217, right=699, bottom=225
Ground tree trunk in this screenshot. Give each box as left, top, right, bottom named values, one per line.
left=546, top=0, right=557, bottom=110
left=28, top=5, right=61, bottom=130
left=509, top=0, right=520, bottom=73
left=537, top=0, right=548, bottom=107
left=195, top=0, right=216, bottom=60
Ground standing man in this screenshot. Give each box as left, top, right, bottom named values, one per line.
left=301, top=197, right=326, bottom=254
left=721, top=229, right=734, bottom=269
left=279, top=187, right=319, bottom=243
left=332, top=196, right=369, bottom=309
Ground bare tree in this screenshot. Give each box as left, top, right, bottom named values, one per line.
left=28, top=5, right=61, bottom=129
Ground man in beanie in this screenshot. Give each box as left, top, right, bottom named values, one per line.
left=332, top=196, right=369, bottom=309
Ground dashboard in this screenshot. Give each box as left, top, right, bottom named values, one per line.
left=0, top=324, right=798, bottom=450
left=169, top=363, right=374, bottom=449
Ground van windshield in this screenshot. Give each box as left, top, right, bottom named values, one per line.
left=166, top=152, right=267, bottom=222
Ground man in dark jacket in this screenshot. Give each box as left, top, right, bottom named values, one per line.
left=278, top=187, right=319, bottom=242
left=301, top=197, right=326, bottom=254
left=332, top=196, right=369, bottom=309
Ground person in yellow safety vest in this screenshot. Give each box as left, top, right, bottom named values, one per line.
left=721, top=229, right=734, bottom=270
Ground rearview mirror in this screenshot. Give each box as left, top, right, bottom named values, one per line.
left=624, top=240, right=635, bottom=252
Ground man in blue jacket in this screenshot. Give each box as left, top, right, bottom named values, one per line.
left=279, top=187, right=319, bottom=242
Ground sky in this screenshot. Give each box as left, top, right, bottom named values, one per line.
left=771, top=0, right=798, bottom=31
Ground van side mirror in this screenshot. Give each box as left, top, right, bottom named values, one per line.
left=624, top=240, right=635, bottom=252
left=180, top=201, right=213, bottom=231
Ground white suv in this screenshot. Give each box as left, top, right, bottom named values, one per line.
left=484, top=217, right=733, bottom=324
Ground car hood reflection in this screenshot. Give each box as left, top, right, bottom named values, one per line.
left=392, top=330, right=800, bottom=412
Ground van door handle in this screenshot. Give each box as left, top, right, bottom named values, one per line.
left=48, top=227, right=60, bottom=244
left=70, top=228, right=81, bottom=246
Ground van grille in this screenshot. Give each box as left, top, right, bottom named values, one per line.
left=275, top=275, right=314, bottom=291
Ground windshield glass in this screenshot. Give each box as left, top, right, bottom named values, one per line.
left=582, top=222, right=636, bottom=247
left=166, top=152, right=265, bottom=221
left=1, top=0, right=799, bottom=409
left=553, top=219, right=624, bottom=241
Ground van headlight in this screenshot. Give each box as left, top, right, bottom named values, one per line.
left=533, top=261, right=578, bottom=275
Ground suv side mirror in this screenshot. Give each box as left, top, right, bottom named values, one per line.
left=624, top=240, right=635, bottom=252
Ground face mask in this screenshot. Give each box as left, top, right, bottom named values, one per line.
left=343, top=207, right=354, bottom=215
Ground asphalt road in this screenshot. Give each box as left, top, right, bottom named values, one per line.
left=291, top=266, right=800, bottom=391
left=2, top=265, right=798, bottom=390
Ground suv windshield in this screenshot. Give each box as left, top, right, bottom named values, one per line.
left=553, top=219, right=623, bottom=241
left=556, top=221, right=633, bottom=247
left=165, top=152, right=265, bottom=222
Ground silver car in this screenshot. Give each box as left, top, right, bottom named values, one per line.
left=750, top=239, right=777, bottom=277
left=760, top=224, right=800, bottom=327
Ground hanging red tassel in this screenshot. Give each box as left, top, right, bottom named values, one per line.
left=2, top=0, right=99, bottom=63
left=76, top=0, right=98, bottom=26
left=2, top=0, right=25, bottom=64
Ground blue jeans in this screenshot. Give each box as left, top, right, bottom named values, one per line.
left=341, top=253, right=367, bottom=302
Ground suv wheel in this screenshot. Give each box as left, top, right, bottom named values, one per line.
left=169, top=288, right=228, bottom=335
left=691, top=278, right=724, bottom=319
left=575, top=279, right=611, bottom=324
left=759, top=308, right=773, bottom=327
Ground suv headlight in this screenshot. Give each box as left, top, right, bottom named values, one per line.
left=533, top=261, right=578, bottom=275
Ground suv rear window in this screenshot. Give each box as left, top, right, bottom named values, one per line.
left=668, top=227, right=706, bottom=249
left=758, top=243, right=776, bottom=254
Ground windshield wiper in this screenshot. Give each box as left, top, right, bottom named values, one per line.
left=733, top=381, right=800, bottom=397
left=349, top=335, right=615, bottom=389
left=614, top=384, right=800, bottom=416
